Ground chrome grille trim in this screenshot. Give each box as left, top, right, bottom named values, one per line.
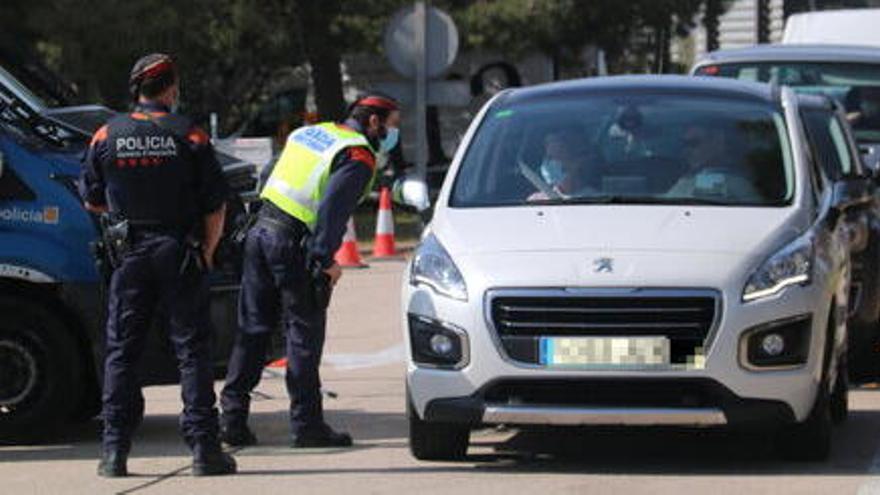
left=483, top=288, right=723, bottom=369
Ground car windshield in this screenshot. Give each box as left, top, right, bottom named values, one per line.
left=450, top=92, right=794, bottom=208
left=0, top=65, right=49, bottom=110
left=696, top=62, right=880, bottom=143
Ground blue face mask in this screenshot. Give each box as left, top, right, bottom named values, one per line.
left=379, top=127, right=399, bottom=154
left=540, top=159, right=565, bottom=185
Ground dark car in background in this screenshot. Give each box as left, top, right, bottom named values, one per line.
left=796, top=93, right=880, bottom=382
left=691, top=47, right=880, bottom=381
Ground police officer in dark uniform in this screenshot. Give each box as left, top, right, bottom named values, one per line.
left=80, top=53, right=236, bottom=477
left=219, top=95, right=401, bottom=448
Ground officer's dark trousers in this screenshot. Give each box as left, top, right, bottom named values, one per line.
left=102, top=233, right=219, bottom=454
left=220, top=222, right=327, bottom=437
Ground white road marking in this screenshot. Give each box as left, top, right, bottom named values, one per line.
left=858, top=396, right=880, bottom=494
left=323, top=342, right=406, bottom=370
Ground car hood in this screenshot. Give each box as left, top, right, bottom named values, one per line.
left=431, top=205, right=806, bottom=290
left=434, top=205, right=803, bottom=257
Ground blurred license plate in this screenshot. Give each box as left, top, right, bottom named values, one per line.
left=540, top=336, right=670, bottom=366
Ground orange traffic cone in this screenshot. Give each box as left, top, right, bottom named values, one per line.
left=372, top=187, right=397, bottom=258
left=268, top=358, right=287, bottom=368
left=334, top=217, right=368, bottom=268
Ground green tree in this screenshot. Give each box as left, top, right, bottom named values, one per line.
left=456, top=0, right=723, bottom=75
left=2, top=0, right=306, bottom=130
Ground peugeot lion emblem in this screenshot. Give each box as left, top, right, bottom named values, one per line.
left=593, top=257, right=614, bottom=274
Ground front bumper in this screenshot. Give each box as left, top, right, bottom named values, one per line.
left=420, top=377, right=794, bottom=429
left=405, top=278, right=835, bottom=423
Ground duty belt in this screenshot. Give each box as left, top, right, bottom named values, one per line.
left=256, top=210, right=308, bottom=239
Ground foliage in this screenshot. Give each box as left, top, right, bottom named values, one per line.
left=0, top=0, right=725, bottom=130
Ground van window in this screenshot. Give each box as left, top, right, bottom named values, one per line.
left=450, top=93, right=793, bottom=208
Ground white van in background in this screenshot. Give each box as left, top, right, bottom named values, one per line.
left=783, top=9, right=880, bottom=47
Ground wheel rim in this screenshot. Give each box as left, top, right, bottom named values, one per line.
left=0, top=339, right=39, bottom=412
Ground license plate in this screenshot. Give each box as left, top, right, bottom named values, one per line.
left=540, top=336, right=671, bottom=366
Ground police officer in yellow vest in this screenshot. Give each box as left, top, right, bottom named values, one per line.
left=219, top=95, right=401, bottom=447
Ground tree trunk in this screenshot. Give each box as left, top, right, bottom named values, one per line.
left=295, top=0, right=347, bottom=122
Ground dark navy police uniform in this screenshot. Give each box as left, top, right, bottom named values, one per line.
left=220, top=119, right=374, bottom=441
left=80, top=102, right=228, bottom=454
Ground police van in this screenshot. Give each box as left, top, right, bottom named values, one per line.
left=0, top=63, right=277, bottom=442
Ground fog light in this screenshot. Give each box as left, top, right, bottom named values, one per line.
left=742, top=315, right=811, bottom=369
left=761, top=333, right=785, bottom=357
left=430, top=334, right=454, bottom=356
left=408, top=314, right=469, bottom=369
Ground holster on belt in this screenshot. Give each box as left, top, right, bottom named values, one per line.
left=179, top=238, right=207, bottom=276
left=97, top=213, right=131, bottom=270
left=304, top=239, right=333, bottom=311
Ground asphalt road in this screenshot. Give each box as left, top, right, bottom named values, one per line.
left=6, top=259, right=880, bottom=494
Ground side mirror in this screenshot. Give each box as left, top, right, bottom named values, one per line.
left=392, top=175, right=431, bottom=213
left=860, top=145, right=880, bottom=179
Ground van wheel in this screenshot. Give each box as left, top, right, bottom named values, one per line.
left=0, top=299, right=82, bottom=443
left=407, top=399, right=469, bottom=461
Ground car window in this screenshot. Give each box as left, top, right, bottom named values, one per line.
left=697, top=62, right=880, bottom=144
left=828, top=117, right=854, bottom=175
left=802, top=107, right=856, bottom=180
left=450, top=93, right=794, bottom=208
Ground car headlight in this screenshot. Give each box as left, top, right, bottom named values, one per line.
left=410, top=233, right=468, bottom=301
left=743, top=235, right=813, bottom=302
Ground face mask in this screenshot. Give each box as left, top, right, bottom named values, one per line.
left=540, top=159, right=565, bottom=185
left=379, top=127, right=399, bottom=154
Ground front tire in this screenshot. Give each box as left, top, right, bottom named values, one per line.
left=830, top=353, right=849, bottom=424
left=775, top=308, right=838, bottom=461
left=407, top=399, right=469, bottom=461
left=775, top=391, right=832, bottom=461
left=0, top=298, right=82, bottom=443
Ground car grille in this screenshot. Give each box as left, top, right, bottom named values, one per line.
left=488, top=290, right=719, bottom=365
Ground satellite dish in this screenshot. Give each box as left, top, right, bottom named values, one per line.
left=383, top=5, right=459, bottom=79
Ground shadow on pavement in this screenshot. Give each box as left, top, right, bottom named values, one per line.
left=3, top=408, right=880, bottom=478
left=236, top=409, right=880, bottom=477
left=0, top=408, right=408, bottom=462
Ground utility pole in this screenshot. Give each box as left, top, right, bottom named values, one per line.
left=414, top=0, right=428, bottom=181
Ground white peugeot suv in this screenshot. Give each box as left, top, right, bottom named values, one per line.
left=401, top=75, right=853, bottom=462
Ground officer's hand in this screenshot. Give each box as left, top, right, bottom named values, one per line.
left=324, top=263, right=342, bottom=287
left=202, top=246, right=216, bottom=271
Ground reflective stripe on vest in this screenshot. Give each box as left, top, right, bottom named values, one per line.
left=261, top=122, right=374, bottom=229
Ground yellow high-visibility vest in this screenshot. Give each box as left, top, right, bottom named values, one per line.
left=261, top=122, right=376, bottom=229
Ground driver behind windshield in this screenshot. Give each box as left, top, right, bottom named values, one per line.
left=665, top=122, right=762, bottom=202
left=528, top=128, right=599, bottom=200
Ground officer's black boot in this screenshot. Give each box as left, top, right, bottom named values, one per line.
left=97, top=450, right=128, bottom=478
left=220, top=423, right=258, bottom=447
left=291, top=424, right=353, bottom=448
left=192, top=442, right=237, bottom=477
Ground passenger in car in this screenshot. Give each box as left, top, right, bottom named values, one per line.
left=666, top=123, right=762, bottom=202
